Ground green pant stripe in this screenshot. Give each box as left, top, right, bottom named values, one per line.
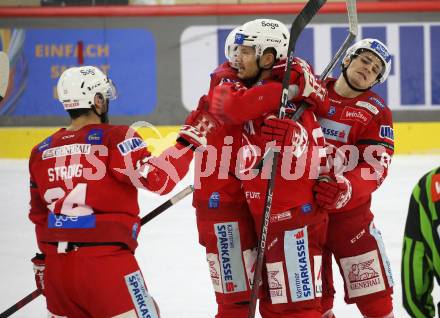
left=402, top=237, right=427, bottom=317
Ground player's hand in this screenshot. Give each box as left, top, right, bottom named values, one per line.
left=31, top=253, right=45, bottom=295
left=177, top=110, right=220, bottom=150
left=196, top=94, right=209, bottom=111
left=313, top=173, right=352, bottom=210
left=209, top=82, right=245, bottom=124
left=290, top=57, right=329, bottom=111
left=261, top=116, right=309, bottom=158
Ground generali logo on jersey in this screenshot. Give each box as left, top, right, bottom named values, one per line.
left=341, top=106, right=373, bottom=125
left=340, top=250, right=385, bottom=298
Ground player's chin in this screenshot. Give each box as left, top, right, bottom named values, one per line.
left=351, top=77, right=369, bottom=90
left=237, top=69, right=246, bottom=79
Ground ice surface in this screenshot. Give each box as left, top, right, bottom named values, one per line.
left=1, top=155, right=439, bottom=317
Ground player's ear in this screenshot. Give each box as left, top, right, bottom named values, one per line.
left=94, top=93, right=105, bottom=108
left=342, top=56, right=351, bottom=68
left=260, top=51, right=275, bottom=70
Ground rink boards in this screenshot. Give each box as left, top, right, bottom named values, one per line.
left=0, top=4, right=439, bottom=126
left=0, top=122, right=438, bottom=158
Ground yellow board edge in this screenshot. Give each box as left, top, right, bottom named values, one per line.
left=0, top=122, right=439, bottom=159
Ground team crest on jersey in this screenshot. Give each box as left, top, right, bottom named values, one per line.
left=86, top=129, right=103, bottom=145
left=328, top=106, right=336, bottom=116
left=431, top=174, right=440, bottom=202
left=117, top=138, right=147, bottom=156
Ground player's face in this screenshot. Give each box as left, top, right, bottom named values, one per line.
left=236, top=45, right=259, bottom=80
left=346, top=51, right=384, bottom=89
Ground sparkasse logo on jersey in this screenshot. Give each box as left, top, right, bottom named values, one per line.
left=318, top=118, right=351, bottom=143
left=215, top=222, right=247, bottom=294
left=284, top=227, right=314, bottom=302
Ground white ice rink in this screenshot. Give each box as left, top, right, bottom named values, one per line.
left=1, top=155, right=439, bottom=317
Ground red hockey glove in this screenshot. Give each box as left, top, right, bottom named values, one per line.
left=261, top=116, right=309, bottom=158
left=313, top=173, right=352, bottom=210
left=177, top=110, right=220, bottom=150
left=209, top=82, right=246, bottom=124
left=31, top=253, right=45, bottom=295
left=196, top=94, right=209, bottom=111
left=290, top=57, right=329, bottom=111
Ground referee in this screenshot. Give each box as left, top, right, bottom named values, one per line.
left=402, top=167, right=440, bottom=318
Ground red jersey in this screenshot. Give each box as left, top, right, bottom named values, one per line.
left=193, top=62, right=247, bottom=212
left=209, top=77, right=326, bottom=222
left=316, top=79, right=394, bottom=213
left=28, top=124, right=193, bottom=253
left=239, top=106, right=325, bottom=220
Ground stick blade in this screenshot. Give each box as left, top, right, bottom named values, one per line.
left=0, top=51, right=10, bottom=99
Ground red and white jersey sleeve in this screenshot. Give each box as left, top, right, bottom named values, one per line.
left=108, top=125, right=193, bottom=195
left=193, top=62, right=249, bottom=211
left=208, top=58, right=311, bottom=125
left=28, top=124, right=193, bottom=253
left=316, top=79, right=394, bottom=212
left=209, top=80, right=282, bottom=124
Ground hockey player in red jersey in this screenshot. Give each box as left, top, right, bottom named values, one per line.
left=312, top=39, right=395, bottom=318
left=193, top=26, right=258, bottom=318
left=210, top=19, right=329, bottom=318
left=28, top=66, right=218, bottom=317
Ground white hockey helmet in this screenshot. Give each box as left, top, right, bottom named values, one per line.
left=224, top=26, right=241, bottom=69
left=343, top=38, right=392, bottom=83
left=57, top=66, right=117, bottom=110
left=234, top=19, right=290, bottom=61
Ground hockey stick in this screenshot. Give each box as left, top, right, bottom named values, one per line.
left=0, top=289, right=42, bottom=318
left=247, top=1, right=326, bottom=317
left=0, top=185, right=194, bottom=317
left=253, top=0, right=357, bottom=170
left=291, top=0, right=358, bottom=121
left=0, top=51, right=10, bottom=102
left=141, top=184, right=194, bottom=225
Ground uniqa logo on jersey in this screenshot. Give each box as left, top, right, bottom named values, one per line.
left=214, top=222, right=247, bottom=293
